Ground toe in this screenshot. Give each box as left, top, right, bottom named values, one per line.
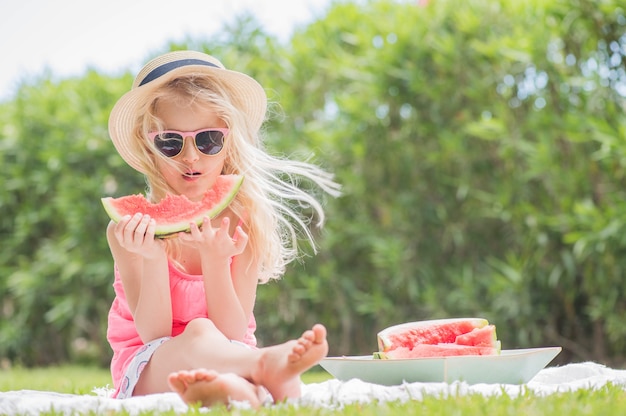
left=312, top=324, right=327, bottom=343
left=300, top=329, right=315, bottom=342
left=167, top=373, right=188, bottom=393
left=197, top=369, right=220, bottom=382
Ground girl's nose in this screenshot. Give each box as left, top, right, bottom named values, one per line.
left=181, top=136, right=200, bottom=163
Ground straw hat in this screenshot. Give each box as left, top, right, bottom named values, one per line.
left=108, top=50, right=267, bottom=173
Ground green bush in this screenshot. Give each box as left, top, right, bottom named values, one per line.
left=0, top=71, right=142, bottom=365
left=254, top=0, right=626, bottom=367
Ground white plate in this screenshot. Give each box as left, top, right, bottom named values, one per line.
left=319, top=347, right=562, bottom=385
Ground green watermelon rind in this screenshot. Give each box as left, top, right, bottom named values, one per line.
left=101, top=175, right=244, bottom=238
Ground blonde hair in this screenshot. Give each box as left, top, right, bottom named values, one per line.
left=128, top=74, right=340, bottom=282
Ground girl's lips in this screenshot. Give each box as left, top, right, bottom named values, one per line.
left=183, top=170, right=202, bottom=176
left=182, top=171, right=202, bottom=181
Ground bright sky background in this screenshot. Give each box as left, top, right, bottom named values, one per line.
left=0, top=0, right=333, bottom=100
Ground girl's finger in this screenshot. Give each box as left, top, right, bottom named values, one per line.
left=114, top=215, right=132, bottom=240
left=213, top=216, right=230, bottom=240
left=124, top=213, right=143, bottom=242
left=233, top=226, right=249, bottom=251
left=202, top=216, right=216, bottom=237
left=189, top=221, right=203, bottom=239
left=135, top=215, right=152, bottom=237
left=145, top=218, right=157, bottom=239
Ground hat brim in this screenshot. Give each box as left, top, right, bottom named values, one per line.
left=108, top=63, right=267, bottom=174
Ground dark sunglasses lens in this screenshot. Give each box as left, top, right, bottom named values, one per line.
left=154, top=133, right=183, bottom=157
left=195, top=130, right=225, bottom=155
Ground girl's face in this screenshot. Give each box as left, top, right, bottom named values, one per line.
left=153, top=98, right=228, bottom=201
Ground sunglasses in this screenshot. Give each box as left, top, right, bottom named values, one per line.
left=148, top=128, right=228, bottom=158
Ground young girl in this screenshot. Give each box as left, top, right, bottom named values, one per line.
left=105, top=50, right=339, bottom=408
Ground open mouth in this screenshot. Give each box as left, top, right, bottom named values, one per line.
left=183, top=171, right=203, bottom=180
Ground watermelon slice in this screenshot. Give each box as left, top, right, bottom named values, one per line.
left=375, top=318, right=501, bottom=359
left=455, top=325, right=498, bottom=347
left=101, top=174, right=243, bottom=238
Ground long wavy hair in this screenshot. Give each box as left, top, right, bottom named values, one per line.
left=126, top=73, right=340, bottom=282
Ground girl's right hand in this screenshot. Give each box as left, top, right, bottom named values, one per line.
left=112, top=213, right=164, bottom=259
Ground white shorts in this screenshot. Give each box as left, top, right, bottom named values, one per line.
left=116, top=336, right=171, bottom=399
left=116, top=337, right=253, bottom=399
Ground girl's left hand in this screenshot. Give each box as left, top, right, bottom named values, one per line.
left=179, top=216, right=249, bottom=261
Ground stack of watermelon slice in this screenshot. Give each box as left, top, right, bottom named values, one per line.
left=375, top=318, right=501, bottom=359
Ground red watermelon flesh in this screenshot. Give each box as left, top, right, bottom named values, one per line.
left=375, top=318, right=501, bottom=359
left=455, top=325, right=498, bottom=347
left=377, top=318, right=489, bottom=352
left=101, top=174, right=243, bottom=237
left=384, top=343, right=498, bottom=359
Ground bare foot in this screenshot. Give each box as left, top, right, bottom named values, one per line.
left=168, top=369, right=266, bottom=409
left=252, top=323, right=329, bottom=402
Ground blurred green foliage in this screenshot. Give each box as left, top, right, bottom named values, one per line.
left=1, top=0, right=625, bottom=368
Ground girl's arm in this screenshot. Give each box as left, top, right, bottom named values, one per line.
left=182, top=215, right=258, bottom=341
left=107, top=214, right=173, bottom=343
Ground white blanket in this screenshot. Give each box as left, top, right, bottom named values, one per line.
left=1, top=362, right=625, bottom=414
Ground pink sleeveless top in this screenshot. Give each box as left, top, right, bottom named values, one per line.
left=106, top=260, right=257, bottom=392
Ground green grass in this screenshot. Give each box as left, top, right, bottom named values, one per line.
left=1, top=366, right=623, bottom=415
left=0, top=365, right=333, bottom=394
left=0, top=365, right=114, bottom=394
